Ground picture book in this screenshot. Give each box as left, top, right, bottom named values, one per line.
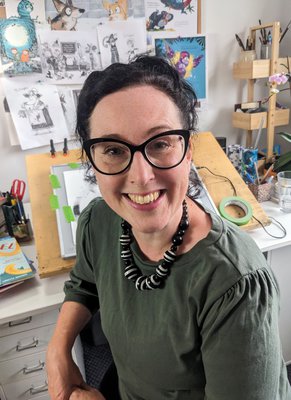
left=0, top=236, right=35, bottom=287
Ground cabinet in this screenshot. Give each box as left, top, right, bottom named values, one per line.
left=0, top=309, right=58, bottom=400
left=232, top=21, right=290, bottom=161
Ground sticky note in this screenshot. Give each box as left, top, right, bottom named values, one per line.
left=62, top=206, right=75, bottom=223
left=49, top=174, right=61, bottom=189
left=49, top=194, right=59, bottom=210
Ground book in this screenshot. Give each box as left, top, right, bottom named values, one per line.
left=0, top=236, right=35, bottom=287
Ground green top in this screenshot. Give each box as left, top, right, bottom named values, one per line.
left=64, top=198, right=291, bottom=400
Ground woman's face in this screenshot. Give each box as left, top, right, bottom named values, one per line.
left=89, top=85, right=192, bottom=235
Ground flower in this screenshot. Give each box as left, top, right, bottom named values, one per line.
left=261, top=70, right=291, bottom=104
left=269, top=73, right=289, bottom=85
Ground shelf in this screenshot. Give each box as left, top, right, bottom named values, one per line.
left=232, top=109, right=290, bottom=130
left=233, top=57, right=290, bottom=79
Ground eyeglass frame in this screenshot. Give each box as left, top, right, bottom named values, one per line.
left=83, top=129, right=191, bottom=176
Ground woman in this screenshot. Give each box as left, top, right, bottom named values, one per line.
left=46, top=56, right=291, bottom=400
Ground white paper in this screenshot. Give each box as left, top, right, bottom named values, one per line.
left=38, top=30, right=101, bottom=84
left=145, top=0, right=198, bottom=46
left=2, top=76, right=69, bottom=150
left=63, top=169, right=101, bottom=245
left=5, top=0, right=47, bottom=25
left=97, top=19, right=147, bottom=68
left=57, top=86, right=79, bottom=138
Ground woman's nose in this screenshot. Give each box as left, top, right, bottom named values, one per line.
left=127, top=151, right=155, bottom=185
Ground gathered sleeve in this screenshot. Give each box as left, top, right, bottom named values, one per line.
left=63, top=203, right=99, bottom=315
left=200, top=268, right=290, bottom=400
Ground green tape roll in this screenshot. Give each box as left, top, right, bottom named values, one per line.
left=49, top=194, right=59, bottom=210
left=49, top=174, right=61, bottom=189
left=218, top=196, right=253, bottom=226
left=63, top=206, right=76, bottom=223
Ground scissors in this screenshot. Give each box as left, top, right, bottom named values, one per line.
left=10, top=179, right=26, bottom=201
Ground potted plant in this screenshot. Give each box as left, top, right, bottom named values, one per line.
left=273, top=131, right=291, bottom=172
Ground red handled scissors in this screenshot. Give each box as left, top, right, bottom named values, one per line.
left=10, top=179, right=26, bottom=201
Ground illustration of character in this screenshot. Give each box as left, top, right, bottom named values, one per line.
left=20, top=49, right=30, bottom=62
left=147, top=10, right=173, bottom=30
left=19, top=88, right=53, bottom=131
left=161, top=0, right=194, bottom=13
left=48, top=0, right=85, bottom=31
left=165, top=44, right=203, bottom=78
left=127, top=39, right=138, bottom=62
left=103, top=33, right=119, bottom=63
left=103, top=0, right=127, bottom=21
left=0, top=0, right=37, bottom=71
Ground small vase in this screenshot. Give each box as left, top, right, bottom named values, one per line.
left=260, top=44, right=272, bottom=59
left=239, top=50, right=256, bottom=62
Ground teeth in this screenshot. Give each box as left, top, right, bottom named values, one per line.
left=128, top=191, right=160, bottom=204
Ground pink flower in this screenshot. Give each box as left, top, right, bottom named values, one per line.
left=269, top=73, right=289, bottom=85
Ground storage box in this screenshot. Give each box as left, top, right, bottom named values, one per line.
left=232, top=109, right=290, bottom=130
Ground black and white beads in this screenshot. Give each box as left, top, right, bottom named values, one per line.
left=119, top=200, right=189, bottom=291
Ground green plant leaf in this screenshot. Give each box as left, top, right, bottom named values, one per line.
left=273, top=150, right=291, bottom=171
left=277, top=131, right=291, bottom=142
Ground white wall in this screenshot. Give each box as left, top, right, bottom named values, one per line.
left=1, top=0, right=291, bottom=202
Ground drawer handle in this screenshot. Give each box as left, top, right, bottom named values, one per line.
left=9, top=316, right=32, bottom=327
left=29, top=381, right=48, bottom=395
left=16, top=337, right=39, bottom=352
left=23, top=361, right=45, bottom=374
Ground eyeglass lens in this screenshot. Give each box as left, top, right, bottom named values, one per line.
left=89, top=133, right=186, bottom=174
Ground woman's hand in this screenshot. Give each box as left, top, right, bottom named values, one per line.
left=46, top=341, right=85, bottom=400
left=69, top=384, right=106, bottom=400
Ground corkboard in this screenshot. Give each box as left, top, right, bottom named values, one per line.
left=26, top=132, right=270, bottom=278
left=192, top=132, right=270, bottom=230
left=26, top=149, right=82, bottom=278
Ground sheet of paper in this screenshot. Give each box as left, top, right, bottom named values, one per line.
left=63, top=169, right=101, bottom=245
left=97, top=19, right=147, bottom=68
left=145, top=0, right=198, bottom=46
left=5, top=0, right=46, bottom=24
left=3, top=76, right=69, bottom=150
left=38, top=30, right=101, bottom=84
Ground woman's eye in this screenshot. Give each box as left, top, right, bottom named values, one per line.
left=151, top=140, right=171, bottom=151
left=103, top=146, right=126, bottom=156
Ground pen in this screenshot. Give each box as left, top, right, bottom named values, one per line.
left=260, top=164, right=274, bottom=184
left=15, top=196, right=27, bottom=224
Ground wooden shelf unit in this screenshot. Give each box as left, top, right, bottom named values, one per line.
left=232, top=22, right=290, bottom=161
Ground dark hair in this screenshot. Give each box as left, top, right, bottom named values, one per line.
left=76, top=55, right=198, bottom=147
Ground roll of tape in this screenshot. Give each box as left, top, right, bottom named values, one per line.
left=218, top=196, right=253, bottom=226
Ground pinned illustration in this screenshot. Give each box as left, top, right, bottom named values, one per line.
left=48, top=0, right=85, bottom=30
left=0, top=0, right=41, bottom=74
left=103, top=0, right=128, bottom=21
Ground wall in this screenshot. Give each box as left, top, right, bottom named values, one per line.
left=0, top=0, right=291, bottom=202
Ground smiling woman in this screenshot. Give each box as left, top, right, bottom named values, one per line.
left=46, top=56, right=291, bottom=400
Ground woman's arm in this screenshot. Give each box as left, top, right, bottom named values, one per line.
left=46, top=301, right=92, bottom=400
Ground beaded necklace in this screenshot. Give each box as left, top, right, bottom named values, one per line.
left=119, top=200, right=189, bottom=291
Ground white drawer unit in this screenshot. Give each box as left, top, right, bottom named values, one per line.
left=0, top=351, right=46, bottom=384
left=1, top=374, right=49, bottom=400
left=0, top=308, right=59, bottom=400
left=0, top=324, right=55, bottom=362
left=0, top=309, right=58, bottom=338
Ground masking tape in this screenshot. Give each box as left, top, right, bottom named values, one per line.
left=62, top=206, right=76, bottom=223
left=49, top=174, right=61, bottom=189
left=218, top=196, right=253, bottom=226
left=49, top=194, right=59, bottom=210
left=68, top=162, right=80, bottom=169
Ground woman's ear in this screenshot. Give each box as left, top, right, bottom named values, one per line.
left=186, top=137, right=193, bottom=163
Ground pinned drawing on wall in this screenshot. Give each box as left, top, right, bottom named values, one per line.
left=2, top=76, right=69, bottom=149
left=97, top=19, right=147, bottom=68
left=102, top=0, right=128, bottom=21
left=145, top=0, right=198, bottom=45
left=46, top=0, right=85, bottom=30
left=38, top=30, right=101, bottom=84
left=63, top=168, right=101, bottom=245
left=0, top=0, right=42, bottom=75
left=155, top=35, right=206, bottom=100
left=5, top=0, right=46, bottom=25
left=57, top=86, right=78, bottom=137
